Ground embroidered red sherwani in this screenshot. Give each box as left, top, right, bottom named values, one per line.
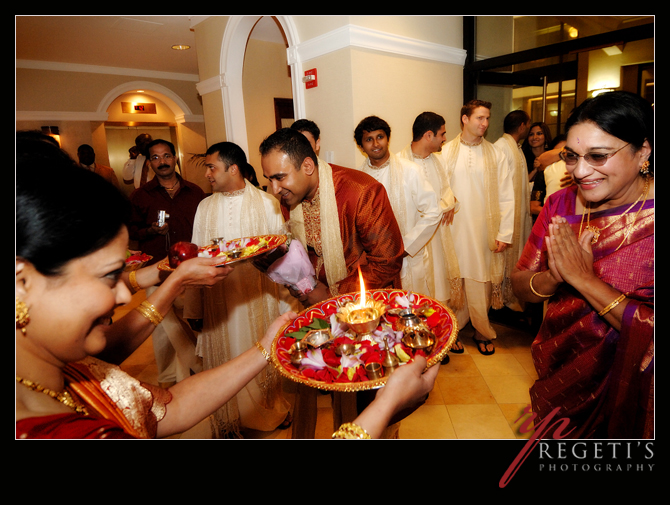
left=281, top=164, right=404, bottom=294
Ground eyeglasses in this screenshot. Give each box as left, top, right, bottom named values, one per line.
left=559, top=143, right=629, bottom=167
left=150, top=154, right=174, bottom=162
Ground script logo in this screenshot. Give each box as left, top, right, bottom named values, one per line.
left=499, top=404, right=574, bottom=488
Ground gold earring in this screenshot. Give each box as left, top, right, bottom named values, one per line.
left=16, top=296, right=30, bottom=335
left=640, top=160, right=650, bottom=175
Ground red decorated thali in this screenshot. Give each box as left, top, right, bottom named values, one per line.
left=157, top=234, right=287, bottom=271
left=271, top=289, right=458, bottom=392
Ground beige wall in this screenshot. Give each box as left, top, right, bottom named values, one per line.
left=193, top=15, right=466, bottom=172
left=243, top=38, right=293, bottom=177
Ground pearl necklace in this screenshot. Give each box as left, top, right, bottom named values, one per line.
left=16, top=376, right=88, bottom=415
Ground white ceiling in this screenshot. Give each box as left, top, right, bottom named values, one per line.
left=15, top=15, right=286, bottom=77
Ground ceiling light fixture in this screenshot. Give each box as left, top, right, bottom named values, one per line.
left=171, top=44, right=191, bottom=50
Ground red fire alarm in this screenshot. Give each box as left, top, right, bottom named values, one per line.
left=303, top=68, right=318, bottom=89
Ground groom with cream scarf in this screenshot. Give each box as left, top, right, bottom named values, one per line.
left=260, top=127, right=404, bottom=306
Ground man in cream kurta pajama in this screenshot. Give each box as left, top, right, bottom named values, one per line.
left=441, top=135, right=515, bottom=345
left=184, top=179, right=297, bottom=438
left=398, top=145, right=459, bottom=307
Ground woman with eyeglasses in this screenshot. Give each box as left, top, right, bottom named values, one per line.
left=511, top=91, right=654, bottom=439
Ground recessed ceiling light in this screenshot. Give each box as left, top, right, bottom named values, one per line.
left=171, top=44, right=191, bottom=50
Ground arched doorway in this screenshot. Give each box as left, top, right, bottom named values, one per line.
left=219, top=15, right=302, bottom=159
left=98, top=81, right=208, bottom=195
left=243, top=17, right=296, bottom=179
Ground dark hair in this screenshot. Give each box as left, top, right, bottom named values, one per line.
left=206, top=141, right=247, bottom=169
left=503, top=110, right=530, bottom=135
left=146, top=138, right=176, bottom=156
left=206, top=141, right=258, bottom=184
left=290, top=119, right=320, bottom=141
left=16, top=135, right=131, bottom=276
left=565, top=91, right=653, bottom=173
left=354, top=116, right=391, bottom=146
left=259, top=128, right=318, bottom=170
left=412, top=112, right=445, bottom=142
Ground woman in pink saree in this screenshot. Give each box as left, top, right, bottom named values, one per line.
left=512, top=91, right=653, bottom=438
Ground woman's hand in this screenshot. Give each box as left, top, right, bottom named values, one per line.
left=545, top=216, right=595, bottom=289
left=169, top=257, right=233, bottom=289
left=258, top=311, right=298, bottom=351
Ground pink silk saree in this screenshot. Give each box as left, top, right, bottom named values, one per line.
left=517, top=185, right=654, bottom=438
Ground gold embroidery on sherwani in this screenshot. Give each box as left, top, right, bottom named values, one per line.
left=290, top=159, right=348, bottom=295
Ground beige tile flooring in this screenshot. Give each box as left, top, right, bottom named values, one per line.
left=117, top=291, right=538, bottom=439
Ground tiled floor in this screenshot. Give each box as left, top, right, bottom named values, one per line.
left=117, top=291, right=539, bottom=439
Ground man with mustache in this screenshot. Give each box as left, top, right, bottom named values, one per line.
left=129, top=139, right=206, bottom=388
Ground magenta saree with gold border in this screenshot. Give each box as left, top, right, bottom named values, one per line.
left=517, top=185, right=654, bottom=438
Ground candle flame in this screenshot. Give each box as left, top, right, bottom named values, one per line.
left=358, top=266, right=366, bottom=307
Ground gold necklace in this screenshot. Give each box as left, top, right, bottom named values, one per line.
left=16, top=376, right=88, bottom=415
left=579, top=178, right=650, bottom=249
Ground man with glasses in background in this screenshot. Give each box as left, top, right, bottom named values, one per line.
left=128, top=139, right=206, bottom=388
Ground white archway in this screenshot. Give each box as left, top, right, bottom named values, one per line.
left=97, top=80, right=195, bottom=119
left=219, top=15, right=302, bottom=154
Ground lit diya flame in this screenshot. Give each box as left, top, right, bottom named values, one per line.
left=358, top=267, right=367, bottom=307
left=336, top=267, right=386, bottom=338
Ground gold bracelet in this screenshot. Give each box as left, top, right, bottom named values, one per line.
left=332, top=422, right=371, bottom=439
left=255, top=341, right=271, bottom=362
left=136, top=300, right=164, bottom=326
left=598, top=293, right=626, bottom=317
left=529, top=271, right=554, bottom=298
left=128, top=270, right=141, bottom=293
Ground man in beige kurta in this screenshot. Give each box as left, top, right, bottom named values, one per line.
left=184, top=142, right=297, bottom=438
left=440, top=101, right=515, bottom=355
left=398, top=112, right=461, bottom=308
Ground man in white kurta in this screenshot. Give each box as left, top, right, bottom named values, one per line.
left=398, top=112, right=461, bottom=310
left=494, top=111, right=533, bottom=312
left=354, top=116, right=442, bottom=296
left=183, top=142, right=296, bottom=438
left=440, top=101, right=515, bottom=354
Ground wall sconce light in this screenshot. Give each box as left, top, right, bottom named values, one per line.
left=41, top=126, right=61, bottom=146
left=590, top=88, right=614, bottom=98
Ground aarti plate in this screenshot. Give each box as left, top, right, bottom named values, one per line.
left=270, top=289, right=458, bottom=392
left=157, top=234, right=287, bottom=272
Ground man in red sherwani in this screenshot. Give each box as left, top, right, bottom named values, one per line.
left=260, top=128, right=404, bottom=304
left=260, top=128, right=404, bottom=438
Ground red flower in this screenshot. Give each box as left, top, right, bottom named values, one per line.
left=322, top=348, right=341, bottom=368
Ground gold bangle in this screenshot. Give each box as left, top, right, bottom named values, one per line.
left=128, top=270, right=141, bottom=293
left=255, top=341, right=271, bottom=362
left=136, top=300, right=164, bottom=326
left=598, top=293, right=626, bottom=317
left=529, top=271, right=554, bottom=298
left=332, top=422, right=371, bottom=439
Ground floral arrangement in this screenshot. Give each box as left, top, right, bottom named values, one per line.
left=198, top=236, right=270, bottom=260
left=124, top=250, right=152, bottom=271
